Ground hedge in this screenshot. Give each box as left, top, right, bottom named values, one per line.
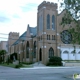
left=47, top=56, right=63, bottom=66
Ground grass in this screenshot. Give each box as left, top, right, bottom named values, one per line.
left=22, top=62, right=33, bottom=65
left=63, top=60, right=80, bottom=63
left=20, top=64, right=32, bottom=68
left=0, top=63, right=15, bottom=68
left=46, top=64, right=63, bottom=67
left=0, top=62, right=32, bottom=68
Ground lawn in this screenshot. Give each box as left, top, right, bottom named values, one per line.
left=0, top=63, right=32, bottom=68
left=0, top=63, right=15, bottom=68
left=20, top=64, right=32, bottom=68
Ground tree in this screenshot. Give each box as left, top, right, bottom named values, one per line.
left=0, top=50, right=7, bottom=63
left=59, top=0, right=80, bottom=45
left=0, top=50, right=2, bottom=63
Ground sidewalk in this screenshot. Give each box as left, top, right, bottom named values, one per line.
left=20, top=66, right=80, bottom=70
left=20, top=62, right=80, bottom=70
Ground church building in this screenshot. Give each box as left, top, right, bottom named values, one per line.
left=8, top=1, right=80, bottom=65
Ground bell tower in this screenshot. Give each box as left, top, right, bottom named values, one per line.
left=37, top=1, right=58, bottom=64
left=37, top=1, right=58, bottom=35
left=8, top=32, right=19, bottom=54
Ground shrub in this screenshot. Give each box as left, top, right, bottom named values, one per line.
left=6, top=58, right=12, bottom=64
left=10, top=53, right=18, bottom=61
left=15, top=65, right=20, bottom=68
left=15, top=64, right=23, bottom=68
left=47, top=56, right=63, bottom=66
left=22, top=62, right=33, bottom=65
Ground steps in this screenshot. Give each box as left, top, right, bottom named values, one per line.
left=31, top=62, right=46, bottom=67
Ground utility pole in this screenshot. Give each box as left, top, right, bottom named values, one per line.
left=32, top=36, right=34, bottom=63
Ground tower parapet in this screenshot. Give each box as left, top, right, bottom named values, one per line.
left=38, top=1, right=57, bottom=10
left=9, top=32, right=19, bottom=37
left=8, top=32, right=19, bottom=46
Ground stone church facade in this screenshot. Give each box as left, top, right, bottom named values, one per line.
left=8, top=1, right=80, bottom=65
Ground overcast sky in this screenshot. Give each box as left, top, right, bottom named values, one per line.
left=0, top=0, right=62, bottom=41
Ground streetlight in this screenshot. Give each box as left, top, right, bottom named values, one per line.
left=22, top=40, right=24, bottom=62
left=7, top=53, right=10, bottom=65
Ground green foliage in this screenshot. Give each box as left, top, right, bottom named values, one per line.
left=47, top=56, right=63, bottom=66
left=22, top=62, right=33, bottom=65
left=0, top=50, right=7, bottom=63
left=0, top=63, right=16, bottom=68
left=15, top=64, right=23, bottom=68
left=6, top=57, right=12, bottom=63
left=60, top=0, right=80, bottom=19
left=59, top=0, right=80, bottom=45
left=10, top=52, right=18, bottom=61
left=0, top=50, right=7, bottom=55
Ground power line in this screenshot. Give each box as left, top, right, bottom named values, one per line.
left=0, top=36, right=59, bottom=40
left=0, top=36, right=62, bottom=45
left=0, top=37, right=8, bottom=39
left=0, top=33, right=64, bottom=45
left=0, top=32, right=58, bottom=40
left=0, top=33, right=9, bottom=35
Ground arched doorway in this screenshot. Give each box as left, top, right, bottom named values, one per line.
left=39, top=48, right=42, bottom=61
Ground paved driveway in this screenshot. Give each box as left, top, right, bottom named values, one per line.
left=0, top=66, right=80, bottom=80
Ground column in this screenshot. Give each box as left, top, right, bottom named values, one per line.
left=68, top=50, right=71, bottom=60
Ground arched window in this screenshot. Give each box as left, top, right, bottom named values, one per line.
left=71, top=51, right=75, bottom=56
left=33, top=41, right=36, bottom=58
left=54, top=35, right=55, bottom=40
left=47, top=35, right=48, bottom=40
left=71, top=51, right=75, bottom=54
left=52, top=15, right=55, bottom=30
left=52, top=35, right=53, bottom=40
left=63, top=51, right=69, bottom=54
left=39, top=15, right=43, bottom=31
left=39, top=16, right=41, bottom=31
left=49, top=35, right=50, bottom=40
left=49, top=47, right=54, bottom=58
left=26, top=41, right=29, bottom=58
left=47, top=14, right=50, bottom=29
left=52, top=35, right=55, bottom=40
left=78, top=51, right=80, bottom=54
left=41, top=36, right=42, bottom=40
left=38, top=36, right=40, bottom=41
left=41, top=15, right=43, bottom=31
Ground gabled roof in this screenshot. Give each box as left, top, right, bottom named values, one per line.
left=29, top=27, right=37, bottom=36
left=28, top=24, right=37, bottom=37
left=19, top=31, right=27, bottom=40
left=58, top=9, right=66, bottom=16
left=12, top=31, right=27, bottom=46
left=12, top=24, right=37, bottom=46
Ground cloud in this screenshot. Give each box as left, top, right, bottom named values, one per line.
left=20, top=3, right=38, bottom=12
left=0, top=0, right=59, bottom=41
left=0, top=11, right=10, bottom=23
left=0, top=16, right=10, bottom=23
left=12, top=14, right=20, bottom=18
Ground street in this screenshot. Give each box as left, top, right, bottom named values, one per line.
left=0, top=66, right=80, bottom=80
